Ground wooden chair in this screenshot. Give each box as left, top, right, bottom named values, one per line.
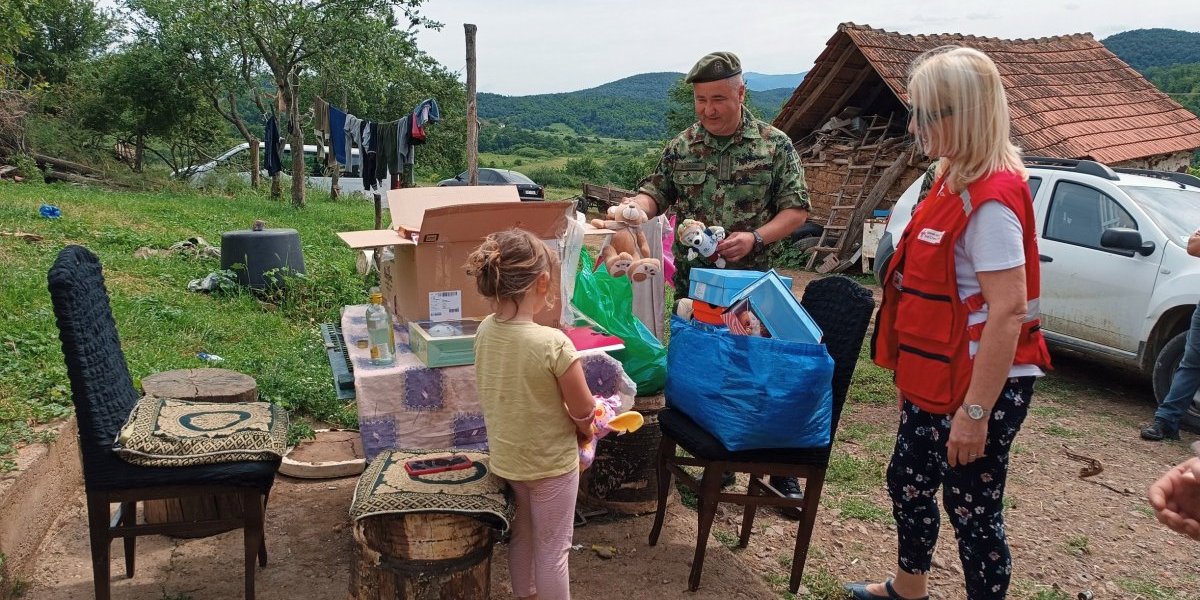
left=648, top=276, right=875, bottom=593
left=48, top=245, right=280, bottom=600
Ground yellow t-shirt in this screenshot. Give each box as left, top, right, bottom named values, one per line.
left=474, top=315, right=580, bottom=481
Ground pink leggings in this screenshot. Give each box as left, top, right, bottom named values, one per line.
left=507, top=469, right=578, bottom=600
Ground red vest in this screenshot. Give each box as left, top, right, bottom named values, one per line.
left=871, top=169, right=1052, bottom=414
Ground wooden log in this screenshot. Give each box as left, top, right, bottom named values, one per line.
left=32, top=152, right=102, bottom=176
left=141, top=368, right=258, bottom=536
left=350, top=513, right=494, bottom=600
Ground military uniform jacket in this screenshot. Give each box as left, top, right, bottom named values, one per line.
left=638, top=110, right=810, bottom=297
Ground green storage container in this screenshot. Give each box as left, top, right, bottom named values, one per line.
left=407, top=319, right=481, bottom=368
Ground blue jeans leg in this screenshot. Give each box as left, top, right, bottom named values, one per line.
left=1154, top=306, right=1200, bottom=432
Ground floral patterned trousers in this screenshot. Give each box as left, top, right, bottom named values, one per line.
left=887, top=377, right=1035, bottom=600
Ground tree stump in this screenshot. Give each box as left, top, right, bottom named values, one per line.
left=141, top=368, right=258, bottom=537
left=141, top=368, right=258, bottom=403
left=350, top=513, right=494, bottom=600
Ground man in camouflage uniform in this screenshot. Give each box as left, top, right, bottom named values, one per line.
left=627, top=51, right=811, bottom=300
left=626, top=52, right=811, bottom=509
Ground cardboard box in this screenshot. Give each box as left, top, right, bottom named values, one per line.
left=408, top=319, right=481, bottom=368
left=726, top=270, right=822, bottom=344
left=688, top=268, right=795, bottom=307
left=338, top=186, right=570, bottom=325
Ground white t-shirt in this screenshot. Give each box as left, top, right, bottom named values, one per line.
left=953, top=201, right=1044, bottom=377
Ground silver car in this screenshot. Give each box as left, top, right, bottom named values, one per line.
left=180, top=142, right=370, bottom=198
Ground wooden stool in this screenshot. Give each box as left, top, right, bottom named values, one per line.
left=140, top=368, right=258, bottom=537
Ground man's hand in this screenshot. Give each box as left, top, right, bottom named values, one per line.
left=715, top=232, right=755, bottom=263
left=1148, top=456, right=1200, bottom=541
left=946, top=409, right=988, bottom=467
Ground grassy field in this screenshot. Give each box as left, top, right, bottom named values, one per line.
left=0, top=181, right=392, bottom=469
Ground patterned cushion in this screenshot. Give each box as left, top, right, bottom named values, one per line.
left=114, top=396, right=289, bottom=467
left=350, top=449, right=514, bottom=533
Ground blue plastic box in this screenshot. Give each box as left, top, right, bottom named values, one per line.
left=727, top=270, right=822, bottom=344
left=689, top=269, right=794, bottom=307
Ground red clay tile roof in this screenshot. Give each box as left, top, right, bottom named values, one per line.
left=774, top=23, right=1200, bottom=164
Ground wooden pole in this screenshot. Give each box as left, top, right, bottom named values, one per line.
left=465, top=24, right=478, bottom=186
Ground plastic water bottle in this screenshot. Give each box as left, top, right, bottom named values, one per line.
left=366, top=290, right=395, bottom=366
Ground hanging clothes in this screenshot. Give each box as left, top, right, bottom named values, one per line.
left=398, top=116, right=415, bottom=166
left=313, top=97, right=332, bottom=170
left=409, top=98, right=442, bottom=145
left=264, top=115, right=282, bottom=176
left=344, top=114, right=362, bottom=173
left=374, top=119, right=398, bottom=185
left=329, top=105, right=347, bottom=166
left=362, top=121, right=378, bottom=190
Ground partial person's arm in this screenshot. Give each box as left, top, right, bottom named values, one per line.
left=946, top=265, right=1026, bottom=467
left=715, top=208, right=809, bottom=263
left=557, top=360, right=596, bottom=437
left=1147, top=456, right=1200, bottom=541
left=715, top=132, right=812, bottom=262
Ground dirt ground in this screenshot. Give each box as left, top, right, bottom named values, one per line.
left=23, top=476, right=775, bottom=600
left=18, top=270, right=1200, bottom=600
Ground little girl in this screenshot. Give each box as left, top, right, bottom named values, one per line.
left=466, top=228, right=595, bottom=600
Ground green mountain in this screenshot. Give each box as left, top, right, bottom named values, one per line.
left=744, top=71, right=806, bottom=91
left=1103, top=28, right=1200, bottom=71
left=478, top=72, right=799, bottom=141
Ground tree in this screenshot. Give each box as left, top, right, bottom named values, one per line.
left=16, top=0, right=114, bottom=84
left=1, top=0, right=35, bottom=67
left=72, top=41, right=217, bottom=173
left=127, top=0, right=268, bottom=188
left=230, top=0, right=437, bottom=206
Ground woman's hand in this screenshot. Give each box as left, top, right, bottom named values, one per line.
left=1148, top=457, right=1200, bottom=541
left=946, top=409, right=988, bottom=467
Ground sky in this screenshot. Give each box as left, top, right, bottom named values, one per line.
left=413, top=0, right=1200, bottom=96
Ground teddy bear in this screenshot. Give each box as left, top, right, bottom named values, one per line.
left=590, top=202, right=662, bottom=283
left=578, top=393, right=644, bottom=471
left=677, top=218, right=727, bottom=268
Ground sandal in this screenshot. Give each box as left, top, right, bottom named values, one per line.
left=842, top=579, right=928, bottom=600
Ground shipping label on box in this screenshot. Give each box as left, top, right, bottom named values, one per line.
left=429, top=290, right=463, bottom=322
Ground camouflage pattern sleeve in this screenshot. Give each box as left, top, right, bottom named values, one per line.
left=917, top=160, right=939, bottom=202
left=637, top=143, right=678, bottom=216
left=770, top=131, right=810, bottom=212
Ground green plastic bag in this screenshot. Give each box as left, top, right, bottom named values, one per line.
left=572, top=248, right=667, bottom=395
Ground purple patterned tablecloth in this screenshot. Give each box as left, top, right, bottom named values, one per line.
left=342, top=304, right=486, bottom=461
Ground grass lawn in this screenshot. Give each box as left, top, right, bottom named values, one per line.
left=0, top=182, right=380, bottom=469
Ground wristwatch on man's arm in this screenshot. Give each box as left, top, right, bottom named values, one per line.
left=751, top=229, right=765, bottom=252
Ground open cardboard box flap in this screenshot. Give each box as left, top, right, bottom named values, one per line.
left=418, top=202, right=569, bottom=244
left=338, top=185, right=541, bottom=249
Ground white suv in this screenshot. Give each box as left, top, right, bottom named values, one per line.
left=874, top=157, right=1200, bottom=430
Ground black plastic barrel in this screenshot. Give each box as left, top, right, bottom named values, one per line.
left=220, top=228, right=306, bottom=290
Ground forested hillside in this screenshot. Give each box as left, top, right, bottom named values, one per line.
left=478, top=72, right=796, bottom=140
left=1103, top=28, right=1200, bottom=70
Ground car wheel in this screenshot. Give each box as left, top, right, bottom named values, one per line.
left=795, top=236, right=821, bottom=252
left=1152, top=331, right=1186, bottom=404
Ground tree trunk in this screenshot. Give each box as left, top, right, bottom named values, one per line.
left=465, top=24, right=479, bottom=186
left=249, top=136, right=260, bottom=189
left=330, top=159, right=340, bottom=200
left=288, top=80, right=305, bottom=207
left=134, top=132, right=145, bottom=173
left=271, top=172, right=281, bottom=199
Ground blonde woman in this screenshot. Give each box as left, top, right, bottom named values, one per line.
left=851, top=47, right=1052, bottom=600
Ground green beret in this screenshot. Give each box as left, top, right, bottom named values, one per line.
left=685, top=52, right=742, bottom=84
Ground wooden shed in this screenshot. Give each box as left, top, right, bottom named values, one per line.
left=774, top=22, right=1200, bottom=271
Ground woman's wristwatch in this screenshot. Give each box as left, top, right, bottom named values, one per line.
left=751, top=230, right=765, bottom=252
